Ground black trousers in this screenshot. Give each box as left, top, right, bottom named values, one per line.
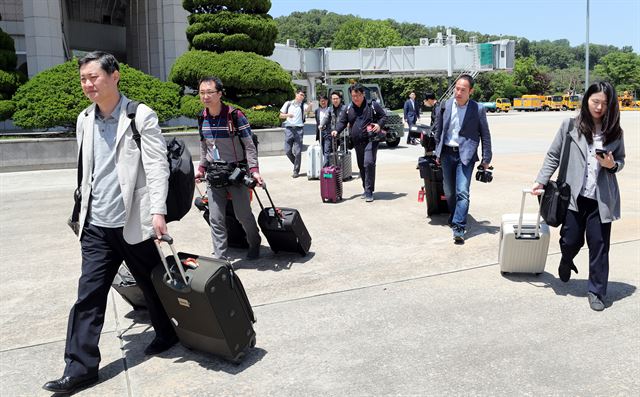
left=63, top=224, right=176, bottom=377
left=560, top=195, right=612, bottom=297
left=354, top=140, right=379, bottom=195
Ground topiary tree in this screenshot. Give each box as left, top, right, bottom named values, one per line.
left=0, top=27, right=27, bottom=120
left=172, top=0, right=292, bottom=125
left=12, top=60, right=180, bottom=129
left=183, top=0, right=276, bottom=56
left=171, top=50, right=291, bottom=108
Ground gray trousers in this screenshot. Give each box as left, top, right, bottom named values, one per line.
left=284, top=126, right=304, bottom=173
left=208, top=184, right=261, bottom=259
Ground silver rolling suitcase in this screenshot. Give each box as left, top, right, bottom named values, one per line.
left=306, top=142, right=322, bottom=180
left=499, top=189, right=550, bottom=275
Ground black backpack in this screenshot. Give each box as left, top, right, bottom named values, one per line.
left=127, top=101, right=195, bottom=223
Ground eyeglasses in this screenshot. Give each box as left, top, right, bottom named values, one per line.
left=589, top=98, right=606, bottom=107
left=199, top=90, right=221, bottom=96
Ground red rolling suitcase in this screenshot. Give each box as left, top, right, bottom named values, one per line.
left=321, top=140, right=343, bottom=203
left=254, top=185, right=312, bottom=256
left=151, top=235, right=256, bottom=363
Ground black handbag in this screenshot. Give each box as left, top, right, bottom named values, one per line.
left=67, top=144, right=82, bottom=236
left=539, top=119, right=574, bottom=227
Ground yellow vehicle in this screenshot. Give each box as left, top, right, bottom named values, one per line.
left=513, top=95, right=543, bottom=111
left=495, top=98, right=511, bottom=113
left=618, top=91, right=640, bottom=110
left=543, top=95, right=563, bottom=111
left=562, top=94, right=581, bottom=111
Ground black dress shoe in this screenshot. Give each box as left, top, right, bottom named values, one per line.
left=42, top=373, right=99, bottom=394
left=144, top=334, right=179, bottom=355
left=558, top=260, right=578, bottom=282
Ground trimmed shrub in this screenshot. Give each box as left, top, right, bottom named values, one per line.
left=0, top=99, right=15, bottom=121
left=0, top=28, right=17, bottom=71
left=170, top=50, right=293, bottom=108
left=12, top=60, right=180, bottom=129
left=181, top=94, right=281, bottom=129
left=182, top=1, right=276, bottom=56
left=0, top=69, right=26, bottom=100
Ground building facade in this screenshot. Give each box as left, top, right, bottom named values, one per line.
left=0, top=0, right=189, bottom=80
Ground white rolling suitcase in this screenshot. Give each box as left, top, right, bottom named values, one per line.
left=499, top=189, right=550, bottom=275
left=306, top=141, right=322, bottom=180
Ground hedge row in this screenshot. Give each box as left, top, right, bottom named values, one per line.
left=0, top=99, right=15, bottom=121
left=11, top=60, right=181, bottom=129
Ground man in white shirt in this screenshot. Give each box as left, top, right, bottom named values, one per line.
left=280, top=89, right=310, bottom=178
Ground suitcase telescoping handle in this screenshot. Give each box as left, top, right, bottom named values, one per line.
left=252, top=183, right=284, bottom=227
left=518, top=188, right=544, bottom=238
left=155, top=234, right=189, bottom=286
left=194, top=180, right=207, bottom=197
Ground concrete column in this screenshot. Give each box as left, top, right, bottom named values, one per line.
left=161, top=0, right=189, bottom=81
left=22, top=0, right=66, bottom=77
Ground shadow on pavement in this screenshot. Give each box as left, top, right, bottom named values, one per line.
left=426, top=213, right=500, bottom=241
left=232, top=250, right=316, bottom=272
left=501, top=271, right=637, bottom=308
left=371, top=191, right=407, bottom=201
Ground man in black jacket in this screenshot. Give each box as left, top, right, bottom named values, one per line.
left=332, top=83, right=387, bottom=202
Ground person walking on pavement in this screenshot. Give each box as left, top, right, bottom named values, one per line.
left=315, top=94, right=332, bottom=166
left=194, top=76, right=264, bottom=260
left=43, top=51, right=177, bottom=395
left=404, top=91, right=420, bottom=144
left=280, top=89, right=310, bottom=178
left=423, top=92, right=438, bottom=127
left=433, top=75, right=492, bottom=244
left=332, top=83, right=387, bottom=202
left=532, top=81, right=625, bottom=311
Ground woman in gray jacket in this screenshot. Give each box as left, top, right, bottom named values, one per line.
left=532, top=81, right=625, bottom=312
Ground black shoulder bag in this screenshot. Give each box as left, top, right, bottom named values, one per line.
left=539, top=119, right=574, bottom=227
left=67, top=142, right=83, bottom=236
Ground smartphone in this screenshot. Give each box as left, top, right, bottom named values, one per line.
left=595, top=149, right=607, bottom=158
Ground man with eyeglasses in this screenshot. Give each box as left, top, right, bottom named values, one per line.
left=194, top=76, right=263, bottom=260
left=280, top=89, right=310, bottom=178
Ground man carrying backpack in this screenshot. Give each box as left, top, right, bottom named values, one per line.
left=280, top=89, right=310, bottom=178
left=194, top=76, right=263, bottom=261
left=43, top=51, right=177, bottom=395
left=332, top=83, right=387, bottom=202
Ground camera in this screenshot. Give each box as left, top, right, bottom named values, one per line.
left=475, top=165, right=494, bottom=183
left=228, top=166, right=257, bottom=189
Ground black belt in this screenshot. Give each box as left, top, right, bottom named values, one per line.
left=444, top=145, right=459, bottom=152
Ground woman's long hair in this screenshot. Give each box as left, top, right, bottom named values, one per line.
left=577, top=81, right=623, bottom=145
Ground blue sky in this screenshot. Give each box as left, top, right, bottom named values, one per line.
left=270, top=0, right=639, bottom=52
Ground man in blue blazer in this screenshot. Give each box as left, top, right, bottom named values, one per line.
left=433, top=75, right=492, bottom=243
left=403, top=91, right=420, bottom=144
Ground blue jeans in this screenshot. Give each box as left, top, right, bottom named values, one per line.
left=284, top=126, right=304, bottom=173
left=440, top=146, right=475, bottom=230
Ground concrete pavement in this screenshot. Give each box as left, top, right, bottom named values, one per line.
left=1, top=111, right=638, bottom=396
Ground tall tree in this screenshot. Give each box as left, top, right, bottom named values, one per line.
left=594, top=51, right=640, bottom=93
left=333, top=19, right=403, bottom=49
left=513, top=56, right=551, bottom=94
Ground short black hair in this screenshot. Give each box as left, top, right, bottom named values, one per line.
left=330, top=90, right=343, bottom=99
left=424, top=92, right=436, bottom=100
left=295, top=88, right=306, bottom=95
left=349, top=83, right=365, bottom=94
left=77, top=51, right=119, bottom=74
left=198, top=76, right=224, bottom=93
left=318, top=94, right=328, bottom=101
left=457, top=74, right=475, bottom=88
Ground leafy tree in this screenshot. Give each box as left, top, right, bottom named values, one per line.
left=183, top=0, right=277, bottom=56
left=12, top=60, right=180, bottom=129
left=513, top=56, right=550, bottom=94
left=0, top=27, right=26, bottom=120
left=275, top=9, right=353, bottom=48
left=333, top=19, right=403, bottom=49
left=594, top=51, right=640, bottom=93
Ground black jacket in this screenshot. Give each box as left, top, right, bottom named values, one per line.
left=335, top=100, right=387, bottom=143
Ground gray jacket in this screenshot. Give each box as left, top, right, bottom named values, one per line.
left=535, top=118, right=625, bottom=223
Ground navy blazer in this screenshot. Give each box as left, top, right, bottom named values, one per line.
left=403, top=99, right=420, bottom=124
left=433, top=98, right=492, bottom=166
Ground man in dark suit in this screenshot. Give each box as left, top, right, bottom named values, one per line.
left=433, top=75, right=492, bottom=244
left=403, top=91, right=420, bottom=144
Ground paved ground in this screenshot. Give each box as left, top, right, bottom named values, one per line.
left=1, top=111, right=639, bottom=396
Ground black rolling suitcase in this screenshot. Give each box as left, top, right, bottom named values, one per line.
left=151, top=235, right=256, bottom=363
left=253, top=185, right=311, bottom=256
left=418, top=156, right=449, bottom=216
left=194, top=183, right=249, bottom=249
left=111, top=263, right=147, bottom=310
